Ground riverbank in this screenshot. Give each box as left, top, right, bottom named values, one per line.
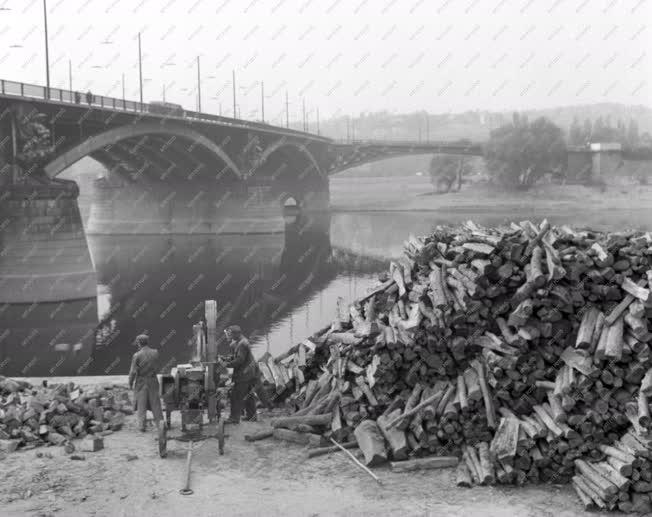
left=330, top=176, right=652, bottom=229
left=0, top=409, right=589, bottom=517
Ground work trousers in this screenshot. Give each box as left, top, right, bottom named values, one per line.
left=134, top=376, right=163, bottom=430
left=230, top=378, right=257, bottom=422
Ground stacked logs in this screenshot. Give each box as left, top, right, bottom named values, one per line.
left=256, top=220, right=652, bottom=513
left=0, top=377, right=132, bottom=453
left=572, top=430, right=652, bottom=512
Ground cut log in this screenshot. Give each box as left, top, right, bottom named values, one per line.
left=573, top=479, right=598, bottom=511
left=604, top=316, right=624, bottom=360
left=377, top=410, right=408, bottom=461
left=273, top=428, right=325, bottom=447
left=307, top=441, right=358, bottom=458
left=353, top=420, right=388, bottom=467
left=490, top=417, right=519, bottom=466
left=390, top=456, right=458, bottom=472
left=456, top=463, right=472, bottom=487
left=244, top=430, right=273, bottom=442
left=477, top=442, right=495, bottom=485
left=574, top=459, right=618, bottom=497
left=575, top=306, right=600, bottom=349
left=270, top=413, right=332, bottom=429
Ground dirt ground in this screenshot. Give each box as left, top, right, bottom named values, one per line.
left=0, top=407, right=601, bottom=517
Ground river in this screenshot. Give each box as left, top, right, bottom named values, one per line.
left=1, top=204, right=450, bottom=377
left=2, top=170, right=647, bottom=377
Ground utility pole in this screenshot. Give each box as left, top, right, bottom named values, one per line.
left=43, top=0, right=50, bottom=98
left=260, top=81, right=264, bottom=123
left=285, top=91, right=289, bottom=128
left=196, top=56, right=201, bottom=112
left=68, top=59, right=72, bottom=92
left=232, top=70, right=236, bottom=118
left=138, top=32, right=143, bottom=105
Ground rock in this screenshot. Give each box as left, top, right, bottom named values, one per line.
left=80, top=436, right=104, bottom=452
left=0, top=439, right=20, bottom=452
left=70, top=454, right=86, bottom=460
left=64, top=442, right=76, bottom=454
left=46, top=432, right=67, bottom=445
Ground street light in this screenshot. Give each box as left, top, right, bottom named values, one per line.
left=196, top=56, right=201, bottom=112
left=138, top=32, right=143, bottom=105
left=43, top=0, right=50, bottom=98
left=232, top=70, right=236, bottom=118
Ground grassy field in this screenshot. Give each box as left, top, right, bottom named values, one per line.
left=330, top=175, right=652, bottom=231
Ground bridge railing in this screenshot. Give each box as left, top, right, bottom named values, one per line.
left=0, top=78, right=328, bottom=142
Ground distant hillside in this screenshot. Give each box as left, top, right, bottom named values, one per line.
left=320, top=104, right=652, bottom=143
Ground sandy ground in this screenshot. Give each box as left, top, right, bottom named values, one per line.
left=0, top=406, right=601, bottom=517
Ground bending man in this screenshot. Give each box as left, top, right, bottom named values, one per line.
left=223, top=325, right=259, bottom=424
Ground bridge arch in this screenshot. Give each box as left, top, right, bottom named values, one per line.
left=44, top=122, right=243, bottom=179
left=256, top=140, right=324, bottom=178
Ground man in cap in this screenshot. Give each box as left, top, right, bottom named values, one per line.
left=222, top=325, right=259, bottom=424
left=128, top=334, right=163, bottom=432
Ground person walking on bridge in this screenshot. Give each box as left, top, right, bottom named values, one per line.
left=128, top=334, right=164, bottom=432
left=221, top=325, right=259, bottom=424
left=85, top=90, right=93, bottom=106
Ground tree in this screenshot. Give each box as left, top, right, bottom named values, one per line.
left=582, top=119, right=592, bottom=144
left=484, top=116, right=566, bottom=190
left=428, top=155, right=472, bottom=194
left=628, top=119, right=640, bottom=146
left=569, top=116, right=583, bottom=145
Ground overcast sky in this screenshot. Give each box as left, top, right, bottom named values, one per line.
left=1, top=0, right=650, bottom=123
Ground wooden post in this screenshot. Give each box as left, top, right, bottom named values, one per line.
left=204, top=301, right=218, bottom=422
left=205, top=300, right=217, bottom=362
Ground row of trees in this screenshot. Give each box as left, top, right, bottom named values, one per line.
left=568, top=116, right=646, bottom=147
left=430, top=113, right=567, bottom=191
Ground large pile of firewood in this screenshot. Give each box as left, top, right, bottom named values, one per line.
left=256, top=220, right=652, bottom=512
left=0, top=377, right=132, bottom=453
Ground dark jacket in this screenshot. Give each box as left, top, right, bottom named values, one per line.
left=128, top=345, right=160, bottom=390
left=226, top=336, right=258, bottom=382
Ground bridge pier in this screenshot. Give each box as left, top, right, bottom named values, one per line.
left=0, top=179, right=96, bottom=375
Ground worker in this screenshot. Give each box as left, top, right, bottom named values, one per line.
left=74, top=91, right=81, bottom=104
left=221, top=325, right=259, bottom=424
left=128, top=334, right=164, bottom=432
left=85, top=90, right=93, bottom=105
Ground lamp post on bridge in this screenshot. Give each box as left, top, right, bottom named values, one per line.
left=138, top=32, right=143, bottom=106
left=68, top=59, right=72, bottom=93
left=43, top=0, right=50, bottom=98
left=285, top=91, right=289, bottom=128
left=232, top=70, right=237, bottom=118
left=196, top=56, right=201, bottom=112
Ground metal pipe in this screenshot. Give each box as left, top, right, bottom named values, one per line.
left=179, top=441, right=194, bottom=495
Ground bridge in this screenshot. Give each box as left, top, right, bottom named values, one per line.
left=2, top=78, right=648, bottom=235
left=0, top=78, right=481, bottom=232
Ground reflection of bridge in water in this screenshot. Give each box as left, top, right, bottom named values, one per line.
left=0, top=205, right=388, bottom=376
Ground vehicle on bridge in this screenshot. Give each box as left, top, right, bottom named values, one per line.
left=149, top=101, right=184, bottom=117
